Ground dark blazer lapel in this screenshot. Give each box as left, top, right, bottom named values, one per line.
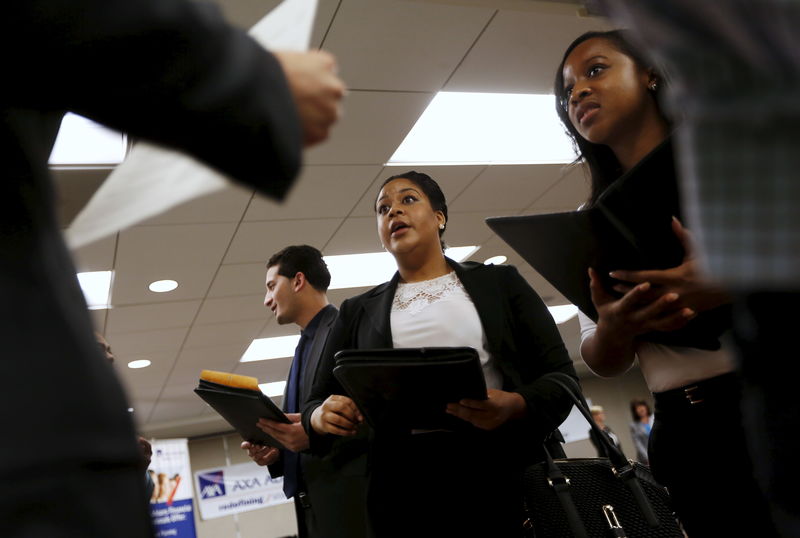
left=301, top=305, right=337, bottom=404
left=360, top=273, right=400, bottom=347
left=449, top=258, right=505, bottom=356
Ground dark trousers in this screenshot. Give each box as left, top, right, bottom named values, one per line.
left=0, top=463, right=154, bottom=538
left=649, top=373, right=776, bottom=537
left=367, top=430, right=525, bottom=538
left=733, top=292, right=800, bottom=537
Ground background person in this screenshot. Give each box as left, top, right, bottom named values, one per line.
left=302, top=171, right=577, bottom=537
left=588, top=404, right=621, bottom=458
left=241, top=246, right=367, bottom=538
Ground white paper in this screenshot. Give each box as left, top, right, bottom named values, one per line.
left=66, top=0, right=318, bottom=248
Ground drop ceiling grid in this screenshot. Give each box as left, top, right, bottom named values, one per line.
left=75, top=0, right=613, bottom=437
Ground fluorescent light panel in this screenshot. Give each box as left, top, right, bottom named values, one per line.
left=324, top=245, right=478, bottom=290
left=49, top=113, right=127, bottom=166
left=241, top=335, right=301, bottom=363
left=77, top=270, right=113, bottom=310
left=389, top=92, right=576, bottom=165
left=259, top=381, right=287, bottom=398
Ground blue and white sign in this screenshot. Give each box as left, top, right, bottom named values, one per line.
left=149, top=438, right=197, bottom=538
left=193, top=461, right=289, bottom=520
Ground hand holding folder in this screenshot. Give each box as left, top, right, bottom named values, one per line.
left=194, top=370, right=291, bottom=449
left=332, top=347, right=487, bottom=431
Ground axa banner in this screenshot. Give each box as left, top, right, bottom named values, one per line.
left=149, top=438, right=197, bottom=538
left=193, top=461, right=289, bottom=520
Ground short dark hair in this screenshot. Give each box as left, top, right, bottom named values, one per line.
left=266, top=245, right=331, bottom=292
left=553, top=30, right=668, bottom=207
left=376, top=171, right=448, bottom=250
left=629, top=398, right=652, bottom=422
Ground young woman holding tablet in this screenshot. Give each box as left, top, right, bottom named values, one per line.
left=555, top=30, right=774, bottom=536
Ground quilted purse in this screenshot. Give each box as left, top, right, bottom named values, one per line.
left=523, top=373, right=684, bottom=537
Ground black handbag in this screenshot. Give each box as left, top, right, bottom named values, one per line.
left=523, top=373, right=683, bottom=537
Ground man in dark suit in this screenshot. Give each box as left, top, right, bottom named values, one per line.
left=3, top=1, right=343, bottom=536
left=242, top=245, right=367, bottom=538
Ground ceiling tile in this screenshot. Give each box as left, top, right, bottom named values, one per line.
left=322, top=0, right=494, bottom=91
left=113, top=223, right=237, bottom=305
left=304, top=91, right=435, bottom=165
left=207, top=263, right=266, bottom=298
left=224, top=218, right=342, bottom=264
left=523, top=164, right=587, bottom=211
left=445, top=210, right=516, bottom=248
left=138, top=184, right=253, bottom=225
left=448, top=164, right=564, bottom=212
left=106, top=300, right=202, bottom=334
left=105, top=327, right=189, bottom=356
left=69, top=234, right=117, bottom=272
left=323, top=217, right=383, bottom=255
left=350, top=165, right=485, bottom=217
left=194, top=294, right=268, bottom=325
left=445, top=8, right=608, bottom=93
left=54, top=167, right=113, bottom=227
left=244, top=165, right=383, bottom=221
left=184, top=319, right=266, bottom=350
left=235, top=356, right=294, bottom=385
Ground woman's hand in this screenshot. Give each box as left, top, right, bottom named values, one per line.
left=445, top=389, right=527, bottom=430
left=608, top=218, right=730, bottom=314
left=310, top=394, right=363, bottom=436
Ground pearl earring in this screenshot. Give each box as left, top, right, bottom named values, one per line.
left=649, top=81, right=658, bottom=91
left=439, top=224, right=445, bottom=230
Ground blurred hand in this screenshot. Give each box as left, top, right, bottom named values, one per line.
left=256, top=413, right=309, bottom=452
left=274, top=50, right=345, bottom=147
left=446, top=389, right=527, bottom=430
left=241, top=441, right=280, bottom=466
left=138, top=436, right=152, bottom=468
left=310, top=395, right=363, bottom=436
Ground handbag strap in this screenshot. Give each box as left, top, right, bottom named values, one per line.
left=543, top=372, right=661, bottom=528
left=541, top=443, right=590, bottom=538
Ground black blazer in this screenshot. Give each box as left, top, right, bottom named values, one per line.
left=3, top=0, right=301, bottom=474
left=270, top=305, right=369, bottom=538
left=302, top=259, right=578, bottom=466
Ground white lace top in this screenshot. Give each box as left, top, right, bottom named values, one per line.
left=390, top=271, right=502, bottom=391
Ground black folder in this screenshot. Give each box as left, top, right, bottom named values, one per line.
left=486, top=140, right=730, bottom=350
left=333, top=347, right=487, bottom=431
left=194, top=379, right=291, bottom=449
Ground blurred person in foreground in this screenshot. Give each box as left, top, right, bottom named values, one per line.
left=2, top=0, right=344, bottom=534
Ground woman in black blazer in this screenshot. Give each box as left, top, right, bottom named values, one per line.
left=301, top=171, right=577, bottom=537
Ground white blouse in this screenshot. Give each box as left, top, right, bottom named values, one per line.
left=390, top=271, right=503, bottom=391
left=578, top=311, right=735, bottom=393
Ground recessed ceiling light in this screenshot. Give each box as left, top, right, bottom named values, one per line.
left=77, top=270, right=113, bottom=310
left=259, top=381, right=287, bottom=398
left=49, top=113, right=127, bottom=166
left=323, top=245, right=479, bottom=290
left=484, top=255, right=507, bottom=265
left=548, top=304, right=579, bottom=325
left=127, top=359, right=151, bottom=369
left=389, top=92, right=576, bottom=165
left=149, top=279, right=178, bottom=293
left=241, top=335, right=301, bottom=363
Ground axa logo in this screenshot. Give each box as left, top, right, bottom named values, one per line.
left=198, top=470, right=226, bottom=499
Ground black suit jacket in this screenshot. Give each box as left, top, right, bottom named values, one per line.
left=3, top=0, right=301, bottom=476
left=270, top=305, right=368, bottom=538
left=302, top=259, right=578, bottom=467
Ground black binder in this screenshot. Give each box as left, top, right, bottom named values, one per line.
left=194, top=379, right=291, bottom=449
left=333, top=347, right=487, bottom=431
left=486, top=139, right=730, bottom=350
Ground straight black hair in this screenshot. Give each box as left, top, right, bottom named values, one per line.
left=267, top=245, right=331, bottom=292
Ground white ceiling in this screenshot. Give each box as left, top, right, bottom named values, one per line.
left=58, top=0, right=610, bottom=439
